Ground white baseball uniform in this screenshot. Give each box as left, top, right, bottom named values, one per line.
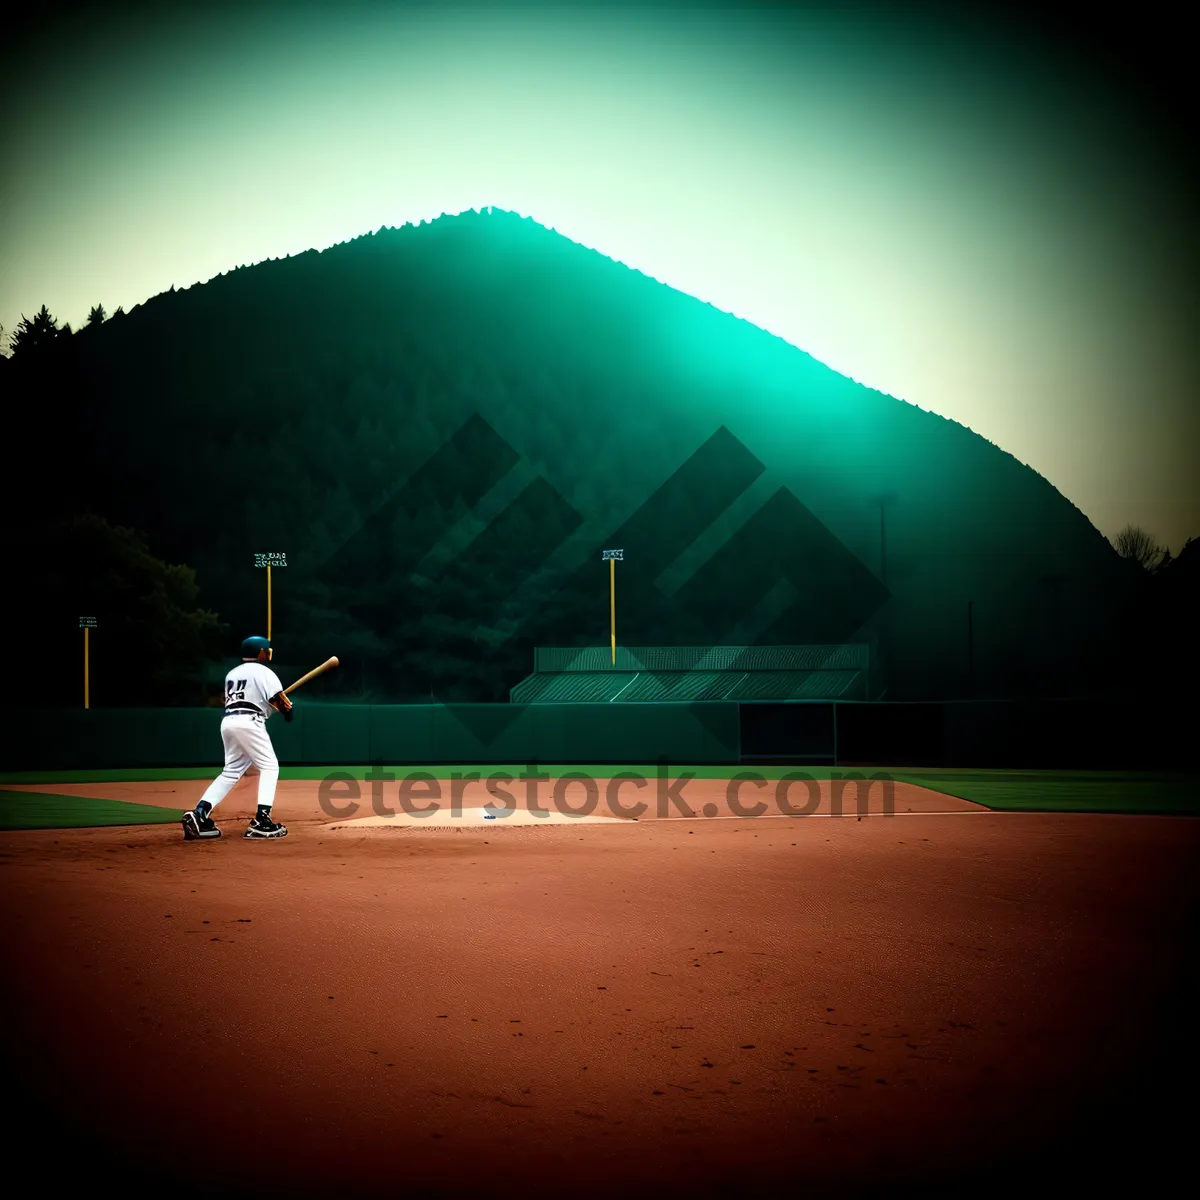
left=197, top=661, right=286, bottom=812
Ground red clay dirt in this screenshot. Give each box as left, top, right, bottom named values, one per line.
left=0, top=780, right=1195, bottom=1198
left=0, top=773, right=983, bottom=822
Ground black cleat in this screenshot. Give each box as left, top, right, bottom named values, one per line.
left=244, top=811, right=288, bottom=839
left=182, top=809, right=221, bottom=840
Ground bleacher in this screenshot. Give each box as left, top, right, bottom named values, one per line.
left=510, top=645, right=870, bottom=703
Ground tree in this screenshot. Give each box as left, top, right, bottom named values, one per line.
left=0, top=514, right=227, bottom=706
left=1113, top=523, right=1167, bottom=571
left=9, top=304, right=62, bottom=357
left=87, top=304, right=107, bottom=326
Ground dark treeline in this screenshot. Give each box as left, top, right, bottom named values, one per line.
left=0, top=209, right=1175, bottom=706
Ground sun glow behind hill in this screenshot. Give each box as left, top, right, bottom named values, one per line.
left=1, top=3, right=1195, bottom=547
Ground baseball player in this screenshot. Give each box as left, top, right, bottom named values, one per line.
left=183, top=636, right=293, bottom=841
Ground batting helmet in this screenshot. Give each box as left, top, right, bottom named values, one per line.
left=241, top=635, right=272, bottom=661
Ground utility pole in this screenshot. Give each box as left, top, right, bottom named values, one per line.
left=967, top=600, right=975, bottom=697
left=869, top=494, right=898, bottom=698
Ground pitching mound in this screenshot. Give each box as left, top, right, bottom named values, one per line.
left=324, top=805, right=636, bottom=831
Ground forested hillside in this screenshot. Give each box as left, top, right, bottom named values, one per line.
left=1, top=209, right=1131, bottom=704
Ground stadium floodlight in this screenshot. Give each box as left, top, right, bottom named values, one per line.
left=79, top=616, right=97, bottom=708
left=602, top=550, right=624, bottom=664
left=254, top=551, right=288, bottom=645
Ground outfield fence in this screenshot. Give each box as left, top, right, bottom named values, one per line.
left=0, top=696, right=1190, bottom=771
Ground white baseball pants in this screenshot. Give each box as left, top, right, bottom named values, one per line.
left=198, top=714, right=279, bottom=811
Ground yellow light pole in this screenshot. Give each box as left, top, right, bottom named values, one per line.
left=602, top=549, right=623, bottom=666
left=255, top=552, right=287, bottom=652
left=80, top=617, right=97, bottom=707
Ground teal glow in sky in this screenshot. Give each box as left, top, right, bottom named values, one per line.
left=2, top=2, right=1195, bottom=550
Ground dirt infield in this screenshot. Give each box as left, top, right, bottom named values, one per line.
left=0, top=772, right=982, bottom=825
left=0, top=784, right=1195, bottom=1196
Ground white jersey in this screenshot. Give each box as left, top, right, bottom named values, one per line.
left=223, top=662, right=285, bottom=720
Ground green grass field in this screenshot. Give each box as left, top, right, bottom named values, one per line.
left=0, top=791, right=186, bottom=831
left=886, top=769, right=1199, bottom=816
left=1, top=765, right=1197, bottom=830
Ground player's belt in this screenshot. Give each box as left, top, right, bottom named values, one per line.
left=224, top=705, right=263, bottom=717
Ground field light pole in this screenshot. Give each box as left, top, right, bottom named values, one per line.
left=603, top=549, right=623, bottom=666
left=80, top=616, right=97, bottom=707
left=255, top=552, right=287, bottom=650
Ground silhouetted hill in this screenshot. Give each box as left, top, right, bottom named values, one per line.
left=2, top=208, right=1135, bottom=703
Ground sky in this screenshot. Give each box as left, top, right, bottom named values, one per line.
left=2, top=1, right=1195, bottom=551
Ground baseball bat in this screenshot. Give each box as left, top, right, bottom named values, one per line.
left=283, top=656, right=339, bottom=696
